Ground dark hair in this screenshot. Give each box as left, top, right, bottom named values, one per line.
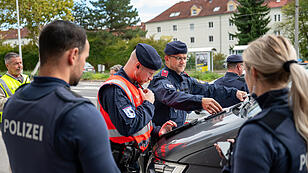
left=39, top=20, right=87, bottom=66
left=4, top=52, right=19, bottom=64
left=227, top=62, right=238, bottom=69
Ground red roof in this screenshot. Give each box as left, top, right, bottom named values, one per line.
left=146, top=0, right=292, bottom=23
left=0, top=28, right=30, bottom=40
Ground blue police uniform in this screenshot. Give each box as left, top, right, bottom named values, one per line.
left=99, top=68, right=160, bottom=138
left=214, top=72, right=248, bottom=92
left=224, top=88, right=307, bottom=173
left=148, top=66, right=240, bottom=127
left=1, top=77, right=120, bottom=173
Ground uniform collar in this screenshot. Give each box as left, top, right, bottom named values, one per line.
left=255, top=88, right=289, bottom=110
left=116, top=68, right=141, bottom=88
left=33, top=76, right=70, bottom=88
left=164, top=66, right=184, bottom=82
left=225, top=72, right=240, bottom=77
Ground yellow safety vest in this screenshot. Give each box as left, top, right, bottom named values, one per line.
left=0, top=73, right=30, bottom=123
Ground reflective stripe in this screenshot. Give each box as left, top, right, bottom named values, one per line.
left=0, top=78, right=13, bottom=97
left=108, top=121, right=152, bottom=138
left=104, top=79, right=136, bottom=108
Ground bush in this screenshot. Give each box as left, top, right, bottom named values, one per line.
left=187, top=71, right=223, bottom=82
left=81, top=72, right=110, bottom=80
left=213, top=53, right=227, bottom=70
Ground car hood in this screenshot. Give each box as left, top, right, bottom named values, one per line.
left=153, top=110, right=246, bottom=163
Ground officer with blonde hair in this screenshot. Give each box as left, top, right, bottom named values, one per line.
left=222, top=35, right=308, bottom=172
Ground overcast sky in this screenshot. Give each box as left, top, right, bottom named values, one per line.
left=130, top=0, right=189, bottom=23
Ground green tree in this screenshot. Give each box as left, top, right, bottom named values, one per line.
left=213, top=53, right=227, bottom=70
left=0, top=0, right=74, bottom=44
left=278, top=0, right=308, bottom=60
left=90, top=0, right=140, bottom=33
left=73, top=1, right=96, bottom=30
left=231, top=0, right=271, bottom=45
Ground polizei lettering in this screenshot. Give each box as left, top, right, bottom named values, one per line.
left=3, top=119, right=43, bottom=142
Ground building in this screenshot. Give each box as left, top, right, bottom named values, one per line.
left=145, top=0, right=291, bottom=56
left=0, top=28, right=31, bottom=47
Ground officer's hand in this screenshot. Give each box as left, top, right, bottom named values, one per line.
left=159, top=120, right=177, bottom=137
left=236, top=90, right=247, bottom=101
left=202, top=98, right=222, bottom=114
left=138, top=88, right=155, bottom=104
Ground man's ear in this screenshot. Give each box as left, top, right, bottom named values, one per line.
left=164, top=55, right=169, bottom=62
left=68, top=48, right=79, bottom=65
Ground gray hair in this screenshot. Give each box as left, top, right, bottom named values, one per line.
left=4, top=52, right=20, bottom=64
left=110, top=64, right=122, bottom=72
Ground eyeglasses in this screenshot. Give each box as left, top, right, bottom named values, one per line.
left=169, top=55, right=189, bottom=61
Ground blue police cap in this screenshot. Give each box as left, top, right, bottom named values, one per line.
left=164, top=41, right=187, bottom=55
left=135, top=43, right=162, bottom=70
left=226, top=55, right=243, bottom=63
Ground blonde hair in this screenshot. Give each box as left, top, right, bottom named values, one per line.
left=243, top=35, right=308, bottom=167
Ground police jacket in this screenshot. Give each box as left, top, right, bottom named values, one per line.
left=98, top=69, right=160, bottom=143
left=225, top=88, right=307, bottom=173
left=148, top=66, right=240, bottom=127
left=1, top=77, right=120, bottom=173
left=98, top=74, right=153, bottom=151
left=214, top=72, right=249, bottom=93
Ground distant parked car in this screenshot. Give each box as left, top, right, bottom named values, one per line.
left=83, top=62, right=95, bottom=73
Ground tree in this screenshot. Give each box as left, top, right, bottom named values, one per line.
left=278, top=0, right=308, bottom=60
left=231, top=0, right=271, bottom=45
left=90, top=0, right=140, bottom=33
left=73, top=1, right=96, bottom=30
left=0, top=0, right=74, bottom=44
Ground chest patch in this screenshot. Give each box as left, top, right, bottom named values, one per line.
left=122, top=106, right=136, bottom=118
left=161, top=70, right=168, bottom=77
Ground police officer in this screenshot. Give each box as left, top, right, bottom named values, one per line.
left=98, top=43, right=176, bottom=172
left=1, top=20, right=120, bottom=173
left=0, top=52, right=30, bottom=123
left=148, top=41, right=247, bottom=127
left=214, top=55, right=249, bottom=92
left=222, top=35, right=308, bottom=172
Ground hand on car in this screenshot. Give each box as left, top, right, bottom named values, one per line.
left=159, top=120, right=177, bottom=137
left=214, top=139, right=235, bottom=159
left=236, top=90, right=248, bottom=101
left=201, top=98, right=222, bottom=114
left=139, top=88, right=155, bottom=104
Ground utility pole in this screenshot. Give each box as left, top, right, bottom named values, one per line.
left=16, top=0, right=22, bottom=60
left=294, top=0, right=299, bottom=59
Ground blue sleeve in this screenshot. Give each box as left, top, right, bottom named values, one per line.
left=189, top=78, right=240, bottom=108
left=99, top=85, right=154, bottom=137
left=231, top=123, right=288, bottom=173
left=149, top=77, right=203, bottom=111
left=55, top=103, right=120, bottom=173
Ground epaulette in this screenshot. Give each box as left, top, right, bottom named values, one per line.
left=161, top=70, right=168, bottom=77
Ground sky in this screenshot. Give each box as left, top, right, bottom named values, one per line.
left=130, top=0, right=189, bottom=23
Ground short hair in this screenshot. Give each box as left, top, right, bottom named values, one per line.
left=227, top=62, right=238, bottom=69
left=39, top=20, right=87, bottom=66
left=4, top=52, right=19, bottom=64
left=110, top=64, right=122, bottom=72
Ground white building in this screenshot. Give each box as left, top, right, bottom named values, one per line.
left=0, top=28, right=31, bottom=47
left=145, top=0, right=291, bottom=56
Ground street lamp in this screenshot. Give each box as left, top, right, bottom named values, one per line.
left=16, top=0, right=22, bottom=60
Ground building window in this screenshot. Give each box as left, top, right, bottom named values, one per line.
left=173, top=25, right=177, bottom=31
left=274, top=14, right=281, bottom=22
left=192, top=9, right=197, bottom=15
left=274, top=30, right=280, bottom=35
left=190, top=23, right=194, bottom=31
left=173, top=38, right=177, bottom=41
left=229, top=49, right=234, bottom=55
left=209, top=22, right=213, bottom=28
left=157, top=27, right=161, bottom=32
left=229, top=19, right=234, bottom=26
left=229, top=4, right=234, bottom=11
left=229, top=34, right=234, bottom=40
left=169, top=12, right=180, bottom=17
left=191, top=37, right=195, bottom=43
left=209, top=35, right=213, bottom=42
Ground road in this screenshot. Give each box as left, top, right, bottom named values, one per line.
left=0, top=80, right=203, bottom=172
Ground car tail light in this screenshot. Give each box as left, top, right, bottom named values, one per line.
left=152, top=160, right=187, bottom=173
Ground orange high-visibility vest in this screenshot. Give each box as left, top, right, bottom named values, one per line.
left=98, top=75, right=153, bottom=151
